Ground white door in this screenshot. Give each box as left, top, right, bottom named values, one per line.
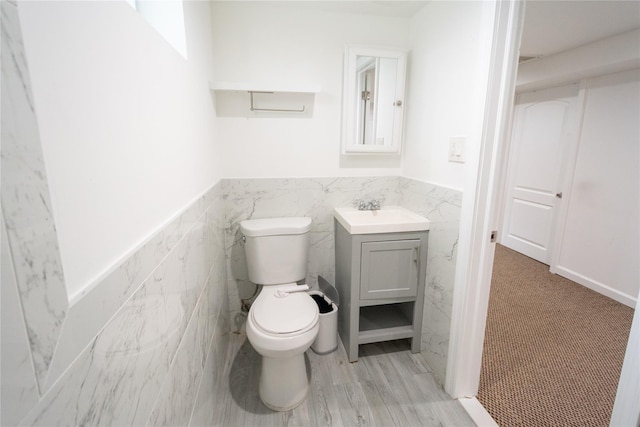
left=500, top=84, right=579, bottom=264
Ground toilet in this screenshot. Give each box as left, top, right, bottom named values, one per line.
left=240, top=217, right=319, bottom=411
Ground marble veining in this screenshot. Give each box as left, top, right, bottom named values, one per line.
left=399, top=177, right=462, bottom=381
left=1, top=217, right=40, bottom=426
left=19, top=195, right=222, bottom=426
left=146, top=283, right=209, bottom=427
left=421, top=297, right=453, bottom=383
left=1, top=0, right=68, bottom=392
left=43, top=187, right=219, bottom=392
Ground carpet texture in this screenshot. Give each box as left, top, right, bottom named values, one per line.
left=478, top=245, right=634, bottom=427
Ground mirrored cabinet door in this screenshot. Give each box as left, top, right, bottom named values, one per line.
left=342, top=46, right=408, bottom=155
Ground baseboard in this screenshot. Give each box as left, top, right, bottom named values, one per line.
left=458, top=397, right=498, bottom=427
left=553, top=265, right=636, bottom=308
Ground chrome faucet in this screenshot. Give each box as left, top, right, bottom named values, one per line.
left=356, top=199, right=381, bottom=211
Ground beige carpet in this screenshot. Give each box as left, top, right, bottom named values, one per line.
left=478, top=245, right=634, bottom=427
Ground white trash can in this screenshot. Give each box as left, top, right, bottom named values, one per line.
left=308, top=290, right=338, bottom=354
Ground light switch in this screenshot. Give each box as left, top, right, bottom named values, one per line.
left=448, top=136, right=466, bottom=163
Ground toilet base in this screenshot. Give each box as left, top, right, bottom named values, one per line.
left=259, top=353, right=309, bottom=411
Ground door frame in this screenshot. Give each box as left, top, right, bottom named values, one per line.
left=547, top=80, right=587, bottom=274
left=445, top=0, right=525, bottom=398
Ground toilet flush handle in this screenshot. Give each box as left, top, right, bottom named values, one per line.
left=275, top=284, right=310, bottom=298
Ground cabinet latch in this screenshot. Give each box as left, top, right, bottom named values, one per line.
left=490, top=230, right=498, bottom=243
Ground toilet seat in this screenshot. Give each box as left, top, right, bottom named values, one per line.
left=251, top=288, right=319, bottom=337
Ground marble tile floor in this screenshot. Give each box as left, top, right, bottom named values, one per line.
left=211, top=334, right=475, bottom=426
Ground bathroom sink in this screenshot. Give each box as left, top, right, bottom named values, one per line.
left=334, top=206, right=430, bottom=234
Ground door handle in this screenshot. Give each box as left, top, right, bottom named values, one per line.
left=555, top=192, right=563, bottom=199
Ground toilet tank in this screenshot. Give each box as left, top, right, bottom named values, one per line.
left=240, top=217, right=312, bottom=285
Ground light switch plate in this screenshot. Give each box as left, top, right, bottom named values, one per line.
left=448, top=136, right=466, bottom=163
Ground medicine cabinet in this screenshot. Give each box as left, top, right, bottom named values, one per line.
left=341, top=46, right=408, bottom=155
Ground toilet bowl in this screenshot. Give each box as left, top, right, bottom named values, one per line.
left=240, top=217, right=318, bottom=411
left=246, top=283, right=319, bottom=410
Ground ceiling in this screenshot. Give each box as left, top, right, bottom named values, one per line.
left=264, top=0, right=639, bottom=58
left=273, top=1, right=428, bottom=17
left=343, top=0, right=640, bottom=59
left=520, top=0, right=640, bottom=58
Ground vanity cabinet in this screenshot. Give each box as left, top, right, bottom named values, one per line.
left=334, top=219, right=428, bottom=362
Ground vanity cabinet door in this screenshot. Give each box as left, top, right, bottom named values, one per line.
left=360, top=239, right=420, bottom=300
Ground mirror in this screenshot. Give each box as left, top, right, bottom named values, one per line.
left=342, top=46, right=407, bottom=154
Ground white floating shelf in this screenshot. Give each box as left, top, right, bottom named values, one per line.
left=209, top=81, right=320, bottom=116
left=209, top=81, right=321, bottom=94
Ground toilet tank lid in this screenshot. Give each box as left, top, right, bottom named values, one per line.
left=240, top=217, right=312, bottom=237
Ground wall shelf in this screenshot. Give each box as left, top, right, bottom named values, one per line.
left=209, top=81, right=321, bottom=94
left=209, top=81, right=320, bottom=116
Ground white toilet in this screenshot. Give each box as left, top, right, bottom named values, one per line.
left=240, top=217, right=319, bottom=411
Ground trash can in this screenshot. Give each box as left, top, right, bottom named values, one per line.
left=308, top=289, right=338, bottom=354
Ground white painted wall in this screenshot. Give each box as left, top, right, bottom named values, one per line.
left=18, top=1, right=222, bottom=301
left=403, top=1, right=495, bottom=191
left=554, top=69, right=640, bottom=305
left=210, top=2, right=409, bottom=178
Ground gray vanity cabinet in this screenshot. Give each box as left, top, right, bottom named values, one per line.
left=334, top=219, right=428, bottom=362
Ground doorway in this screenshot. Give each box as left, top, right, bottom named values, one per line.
left=482, top=66, right=639, bottom=426
left=446, top=1, right=640, bottom=424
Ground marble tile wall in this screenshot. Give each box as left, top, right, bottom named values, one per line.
left=2, top=181, right=228, bottom=426
left=1, top=3, right=229, bottom=425
left=1, top=0, right=68, bottom=395
left=1, top=217, right=40, bottom=425
left=221, top=176, right=461, bottom=383
left=399, top=177, right=462, bottom=383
